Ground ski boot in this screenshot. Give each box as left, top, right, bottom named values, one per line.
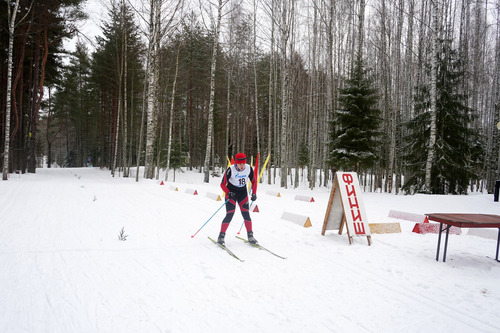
left=217, top=232, right=226, bottom=245
left=247, top=231, right=258, bottom=244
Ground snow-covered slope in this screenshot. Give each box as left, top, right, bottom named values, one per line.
left=0, top=168, right=498, bottom=332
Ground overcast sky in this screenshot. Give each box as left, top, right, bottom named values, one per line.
left=63, top=0, right=111, bottom=53
left=63, top=0, right=271, bottom=55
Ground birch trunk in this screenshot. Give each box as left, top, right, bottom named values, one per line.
left=112, top=61, right=122, bottom=177
left=3, top=0, right=20, bottom=180
left=494, top=4, right=500, bottom=185
left=324, top=0, right=336, bottom=187
left=392, top=0, right=405, bottom=194
left=203, top=0, right=224, bottom=183
left=308, top=3, right=318, bottom=189
left=155, top=119, right=163, bottom=180
left=225, top=65, right=232, bottom=163
left=122, top=4, right=129, bottom=178
left=136, top=65, right=148, bottom=182
left=267, top=0, right=276, bottom=185
left=379, top=0, right=393, bottom=193
left=112, top=2, right=125, bottom=177
left=165, top=45, right=181, bottom=182
left=279, top=0, right=291, bottom=189
left=358, top=0, right=365, bottom=58
left=425, top=0, right=439, bottom=193
left=144, top=0, right=160, bottom=179
left=253, top=0, right=260, bottom=158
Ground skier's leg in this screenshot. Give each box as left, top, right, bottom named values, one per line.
left=238, top=195, right=252, bottom=231
left=220, top=199, right=236, bottom=233
left=239, top=195, right=257, bottom=244
left=217, top=199, right=236, bottom=245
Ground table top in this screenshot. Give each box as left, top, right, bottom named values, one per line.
left=426, top=213, right=500, bottom=228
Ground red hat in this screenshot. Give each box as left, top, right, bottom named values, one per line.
left=235, top=153, right=246, bottom=164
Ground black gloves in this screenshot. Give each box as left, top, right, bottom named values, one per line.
left=227, top=192, right=256, bottom=201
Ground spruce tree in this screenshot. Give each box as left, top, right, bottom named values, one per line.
left=298, top=141, right=309, bottom=180
left=160, top=140, right=187, bottom=182
left=329, top=55, right=381, bottom=172
left=403, top=39, right=481, bottom=194
left=298, top=142, right=309, bottom=169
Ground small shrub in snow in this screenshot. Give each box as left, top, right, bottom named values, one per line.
left=118, top=227, right=128, bottom=241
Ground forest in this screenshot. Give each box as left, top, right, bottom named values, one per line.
left=1, top=0, right=499, bottom=195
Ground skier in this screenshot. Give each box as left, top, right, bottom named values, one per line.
left=217, top=153, right=257, bottom=245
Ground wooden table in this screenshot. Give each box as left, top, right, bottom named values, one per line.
left=426, top=213, right=500, bottom=262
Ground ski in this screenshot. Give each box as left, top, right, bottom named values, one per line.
left=235, top=236, right=287, bottom=259
left=208, top=237, right=244, bottom=262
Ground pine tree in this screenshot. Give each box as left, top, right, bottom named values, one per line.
left=51, top=42, right=95, bottom=167
left=329, top=55, right=381, bottom=172
left=403, top=39, right=481, bottom=194
left=177, top=17, right=212, bottom=170
left=90, top=1, right=144, bottom=169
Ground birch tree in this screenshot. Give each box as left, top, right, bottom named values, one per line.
left=112, top=1, right=126, bottom=177
left=142, top=0, right=183, bottom=179
left=144, top=0, right=161, bottom=179
left=261, top=0, right=277, bottom=185
left=488, top=1, right=500, bottom=191
left=322, top=0, right=337, bottom=187
left=165, top=43, right=181, bottom=181
left=2, top=0, right=20, bottom=180
left=122, top=0, right=129, bottom=178
left=253, top=0, right=260, bottom=158
left=307, top=0, right=319, bottom=189
left=397, top=0, right=415, bottom=193
left=279, top=0, right=293, bottom=188
left=203, top=0, right=228, bottom=183
left=424, top=0, right=439, bottom=193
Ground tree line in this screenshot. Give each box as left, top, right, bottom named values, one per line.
left=1, top=0, right=499, bottom=195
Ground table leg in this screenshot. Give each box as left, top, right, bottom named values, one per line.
left=443, top=225, right=451, bottom=262
left=496, top=228, right=500, bottom=262
left=436, top=222, right=443, bottom=261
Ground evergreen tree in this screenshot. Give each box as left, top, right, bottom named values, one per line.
left=403, top=39, right=481, bottom=194
left=52, top=42, right=95, bottom=167
left=160, top=140, right=187, bottom=182
left=176, top=18, right=213, bottom=169
left=298, top=142, right=309, bottom=169
left=90, top=1, right=144, bottom=168
left=329, top=55, right=381, bottom=172
left=298, top=141, right=309, bottom=180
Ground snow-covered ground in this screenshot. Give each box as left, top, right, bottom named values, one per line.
left=0, top=167, right=499, bottom=333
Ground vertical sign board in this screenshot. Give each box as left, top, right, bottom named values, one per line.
left=322, top=172, right=372, bottom=245
left=321, top=179, right=344, bottom=233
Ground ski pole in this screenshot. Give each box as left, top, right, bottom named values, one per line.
left=191, top=199, right=229, bottom=238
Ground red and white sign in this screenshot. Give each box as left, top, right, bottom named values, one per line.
left=322, top=172, right=371, bottom=245
left=337, top=172, right=370, bottom=236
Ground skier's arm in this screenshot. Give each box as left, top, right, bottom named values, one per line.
left=249, top=167, right=257, bottom=195
left=220, top=168, right=231, bottom=195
